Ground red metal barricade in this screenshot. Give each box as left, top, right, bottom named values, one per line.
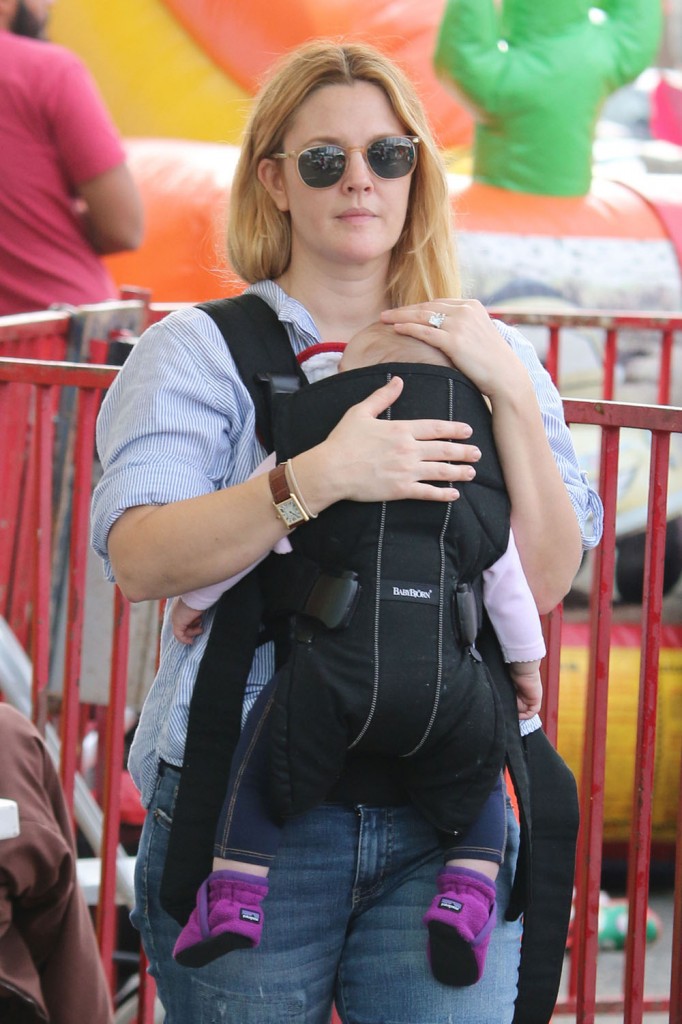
left=488, top=308, right=682, bottom=405
left=0, top=312, right=70, bottom=648
left=550, top=398, right=682, bottom=1022
left=0, top=304, right=681, bottom=1023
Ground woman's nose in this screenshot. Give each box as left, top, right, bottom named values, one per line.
left=341, top=149, right=374, bottom=191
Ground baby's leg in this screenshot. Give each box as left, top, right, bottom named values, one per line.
left=174, top=676, right=280, bottom=968
left=423, top=773, right=506, bottom=986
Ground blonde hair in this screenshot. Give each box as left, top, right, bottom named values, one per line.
left=227, top=40, right=461, bottom=304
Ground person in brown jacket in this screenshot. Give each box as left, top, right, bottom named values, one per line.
left=0, top=703, right=113, bottom=1023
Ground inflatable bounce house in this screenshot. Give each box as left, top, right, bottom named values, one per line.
left=49, top=0, right=681, bottom=320
left=49, top=0, right=681, bottom=847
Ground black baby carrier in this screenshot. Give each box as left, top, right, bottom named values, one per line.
left=267, top=360, right=509, bottom=834
left=159, top=295, right=579, bottom=1024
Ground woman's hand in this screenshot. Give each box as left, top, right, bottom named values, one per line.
left=292, top=375, right=481, bottom=508
left=380, top=299, right=527, bottom=401
left=383, top=300, right=583, bottom=610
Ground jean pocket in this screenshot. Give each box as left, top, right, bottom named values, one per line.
left=152, top=768, right=181, bottom=832
left=153, top=805, right=174, bottom=831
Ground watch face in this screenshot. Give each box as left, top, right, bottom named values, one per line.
left=277, top=497, right=306, bottom=527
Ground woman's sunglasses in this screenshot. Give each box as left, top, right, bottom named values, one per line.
left=271, top=135, right=420, bottom=189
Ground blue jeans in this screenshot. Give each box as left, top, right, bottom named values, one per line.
left=132, top=763, right=522, bottom=1023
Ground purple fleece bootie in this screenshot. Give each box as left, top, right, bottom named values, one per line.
left=173, top=869, right=269, bottom=968
left=422, top=866, right=497, bottom=986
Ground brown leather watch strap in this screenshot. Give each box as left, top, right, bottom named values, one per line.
left=269, top=463, right=290, bottom=504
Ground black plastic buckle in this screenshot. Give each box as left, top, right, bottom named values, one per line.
left=453, top=582, right=482, bottom=661
left=256, top=372, right=302, bottom=399
left=302, top=570, right=360, bottom=630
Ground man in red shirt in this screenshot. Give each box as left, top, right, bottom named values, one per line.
left=0, top=0, right=143, bottom=314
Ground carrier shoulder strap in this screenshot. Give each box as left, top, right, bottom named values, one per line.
left=159, top=571, right=266, bottom=923
left=198, top=294, right=307, bottom=450
left=478, top=616, right=579, bottom=1024
left=160, top=293, right=306, bottom=924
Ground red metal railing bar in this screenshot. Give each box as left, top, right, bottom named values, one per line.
left=60, top=374, right=103, bottom=809
left=622, top=429, right=670, bottom=1024
left=96, top=587, right=130, bottom=991
left=0, top=354, right=59, bottom=622
left=602, top=328, right=617, bottom=402
left=489, top=309, right=682, bottom=406
left=0, top=355, right=118, bottom=388
left=559, top=996, right=673, bottom=1014
left=488, top=308, right=682, bottom=332
left=570, top=423, right=620, bottom=1022
left=9, top=415, right=37, bottom=647
left=658, top=327, right=674, bottom=406
left=563, top=398, right=682, bottom=431
left=2, top=340, right=37, bottom=639
left=0, top=310, right=70, bottom=342
left=32, top=381, right=54, bottom=734
left=0, top=382, right=30, bottom=618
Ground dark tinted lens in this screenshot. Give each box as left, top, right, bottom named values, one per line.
left=297, top=145, right=346, bottom=188
left=367, top=137, right=416, bottom=179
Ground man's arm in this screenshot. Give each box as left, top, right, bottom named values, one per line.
left=77, top=163, right=144, bottom=255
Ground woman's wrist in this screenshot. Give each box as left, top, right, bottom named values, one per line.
left=487, top=360, right=535, bottom=410
left=287, top=446, right=345, bottom=517
left=283, top=459, right=317, bottom=520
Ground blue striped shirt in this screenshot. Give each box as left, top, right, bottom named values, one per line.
left=91, top=280, right=603, bottom=807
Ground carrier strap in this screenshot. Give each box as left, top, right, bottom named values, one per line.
left=160, top=295, right=303, bottom=923
left=478, top=616, right=579, bottom=1024
left=199, top=294, right=307, bottom=450
left=159, top=571, right=265, bottom=922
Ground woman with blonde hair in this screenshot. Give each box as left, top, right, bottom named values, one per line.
left=92, top=39, right=601, bottom=1023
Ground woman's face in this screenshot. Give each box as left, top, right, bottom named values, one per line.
left=259, top=81, right=413, bottom=280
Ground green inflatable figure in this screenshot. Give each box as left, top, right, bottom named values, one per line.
left=434, top=0, right=662, bottom=196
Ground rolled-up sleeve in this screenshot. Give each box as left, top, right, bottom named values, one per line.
left=495, top=320, right=604, bottom=549
left=91, top=308, right=256, bottom=580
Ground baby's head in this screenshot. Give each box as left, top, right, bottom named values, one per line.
left=340, top=321, right=452, bottom=372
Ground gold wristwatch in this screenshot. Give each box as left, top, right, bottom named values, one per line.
left=269, top=462, right=309, bottom=529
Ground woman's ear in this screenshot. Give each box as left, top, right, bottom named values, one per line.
left=258, top=158, right=290, bottom=212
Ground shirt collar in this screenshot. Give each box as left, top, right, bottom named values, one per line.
left=247, top=280, right=321, bottom=354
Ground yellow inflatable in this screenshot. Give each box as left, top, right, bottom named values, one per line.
left=50, top=0, right=249, bottom=142
left=50, top=0, right=473, bottom=149
left=559, top=623, right=682, bottom=846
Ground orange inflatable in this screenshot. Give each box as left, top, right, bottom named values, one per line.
left=105, top=139, right=682, bottom=312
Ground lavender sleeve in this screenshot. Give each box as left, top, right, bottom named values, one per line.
left=483, top=531, right=546, bottom=663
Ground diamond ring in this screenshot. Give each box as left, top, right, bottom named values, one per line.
left=428, top=311, right=446, bottom=329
